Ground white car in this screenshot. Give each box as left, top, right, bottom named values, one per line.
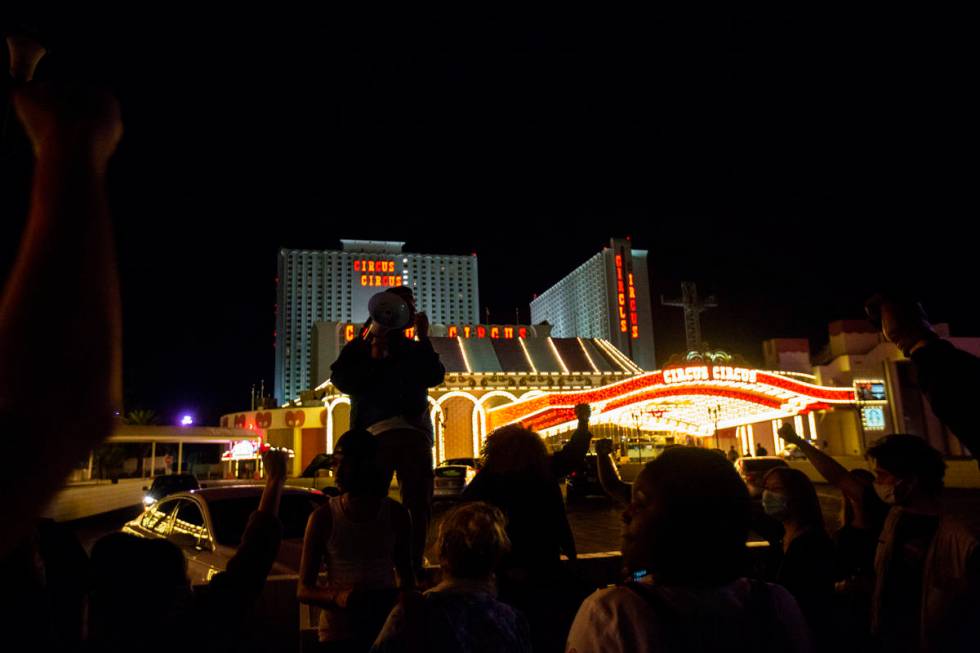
left=123, top=485, right=326, bottom=584
left=779, top=445, right=808, bottom=460
left=433, top=464, right=477, bottom=500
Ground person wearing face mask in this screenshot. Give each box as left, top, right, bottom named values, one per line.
left=761, top=467, right=836, bottom=650
left=567, top=447, right=813, bottom=653
left=775, top=423, right=888, bottom=644
left=866, top=434, right=980, bottom=652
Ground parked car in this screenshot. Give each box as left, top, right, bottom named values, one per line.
left=566, top=454, right=607, bottom=502
left=295, top=453, right=340, bottom=495
left=142, top=473, right=200, bottom=506
left=779, top=445, right=808, bottom=460
left=433, top=464, right=477, bottom=500
left=123, top=485, right=326, bottom=584
left=734, top=456, right=789, bottom=497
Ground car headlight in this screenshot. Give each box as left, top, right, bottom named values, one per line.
left=143, top=495, right=156, bottom=505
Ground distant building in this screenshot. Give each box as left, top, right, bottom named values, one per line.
left=763, top=320, right=979, bottom=458
left=530, top=237, right=655, bottom=369
left=275, top=240, right=479, bottom=403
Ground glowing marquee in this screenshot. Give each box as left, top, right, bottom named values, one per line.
left=664, top=366, right=758, bottom=384
left=486, top=368, right=857, bottom=435
left=222, top=440, right=261, bottom=461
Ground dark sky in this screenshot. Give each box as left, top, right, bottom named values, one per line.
left=1, top=7, right=975, bottom=423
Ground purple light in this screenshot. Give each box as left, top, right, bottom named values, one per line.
left=180, top=415, right=194, bottom=426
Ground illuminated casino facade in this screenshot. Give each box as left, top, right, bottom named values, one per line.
left=530, top=237, right=656, bottom=370
left=232, top=317, right=915, bottom=474
left=275, top=240, right=479, bottom=404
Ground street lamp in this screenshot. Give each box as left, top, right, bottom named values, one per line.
left=707, top=404, right=722, bottom=450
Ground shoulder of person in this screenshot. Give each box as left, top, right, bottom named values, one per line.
left=385, top=496, right=411, bottom=519
left=567, top=587, right=643, bottom=653
left=578, top=585, right=647, bottom=619
left=307, top=501, right=334, bottom=528
left=935, top=515, right=980, bottom=554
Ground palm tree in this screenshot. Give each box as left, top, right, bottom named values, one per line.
left=124, top=409, right=160, bottom=425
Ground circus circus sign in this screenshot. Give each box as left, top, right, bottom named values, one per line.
left=486, top=368, right=857, bottom=438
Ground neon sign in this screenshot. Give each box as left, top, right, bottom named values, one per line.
left=627, top=272, right=638, bottom=339
left=343, top=323, right=529, bottom=342
left=862, top=406, right=886, bottom=430
left=661, top=366, right=759, bottom=385
left=854, top=380, right=887, bottom=402
left=615, top=255, right=627, bottom=333
left=353, top=259, right=396, bottom=273
left=222, top=440, right=259, bottom=461
left=360, top=274, right=401, bottom=287
left=615, top=256, right=639, bottom=339
left=353, top=260, right=400, bottom=287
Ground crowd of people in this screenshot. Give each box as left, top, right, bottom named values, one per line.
left=2, top=60, right=980, bottom=651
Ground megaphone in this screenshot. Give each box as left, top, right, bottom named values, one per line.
left=367, top=291, right=411, bottom=334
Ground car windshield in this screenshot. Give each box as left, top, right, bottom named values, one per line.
left=435, top=467, right=465, bottom=477
left=207, top=494, right=322, bottom=546
left=742, top=459, right=787, bottom=472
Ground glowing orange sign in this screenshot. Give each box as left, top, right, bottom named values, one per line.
left=342, top=323, right=530, bottom=341
left=614, top=255, right=640, bottom=339
left=627, top=273, right=638, bottom=339
left=615, top=255, right=628, bottom=333
left=360, top=274, right=401, bottom=287
left=353, top=259, right=395, bottom=273
left=354, top=260, right=400, bottom=286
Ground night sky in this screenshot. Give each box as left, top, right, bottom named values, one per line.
left=1, top=8, right=974, bottom=423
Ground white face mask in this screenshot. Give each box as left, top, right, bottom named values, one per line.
left=874, top=482, right=896, bottom=505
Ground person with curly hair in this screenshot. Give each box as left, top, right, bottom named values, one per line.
left=372, top=502, right=531, bottom=652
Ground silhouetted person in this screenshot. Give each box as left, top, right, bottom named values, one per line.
left=298, top=430, right=414, bottom=652
left=868, top=293, right=980, bottom=463
left=0, top=80, right=122, bottom=644
left=762, top=467, right=835, bottom=650
left=461, top=411, right=591, bottom=653
left=372, top=502, right=532, bottom=652
left=87, top=449, right=290, bottom=653
left=755, top=442, right=768, bottom=457
left=831, top=468, right=879, bottom=646
left=776, top=423, right=887, bottom=644
left=567, top=447, right=813, bottom=652
left=0, top=82, right=122, bottom=558
left=728, top=445, right=740, bottom=462
left=866, top=434, right=979, bottom=652
left=330, top=287, right=445, bottom=574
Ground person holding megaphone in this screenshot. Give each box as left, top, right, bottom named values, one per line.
left=330, top=287, right=445, bottom=578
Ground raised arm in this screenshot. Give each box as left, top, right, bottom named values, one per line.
left=197, top=449, right=287, bottom=618
left=874, top=295, right=980, bottom=461
left=778, top=423, right=865, bottom=503
left=595, top=438, right=632, bottom=505
left=0, top=84, right=123, bottom=556
left=551, top=404, right=594, bottom=479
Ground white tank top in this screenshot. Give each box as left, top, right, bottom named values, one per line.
left=319, top=495, right=398, bottom=641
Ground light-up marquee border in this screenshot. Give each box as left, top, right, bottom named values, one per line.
left=486, top=365, right=857, bottom=435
